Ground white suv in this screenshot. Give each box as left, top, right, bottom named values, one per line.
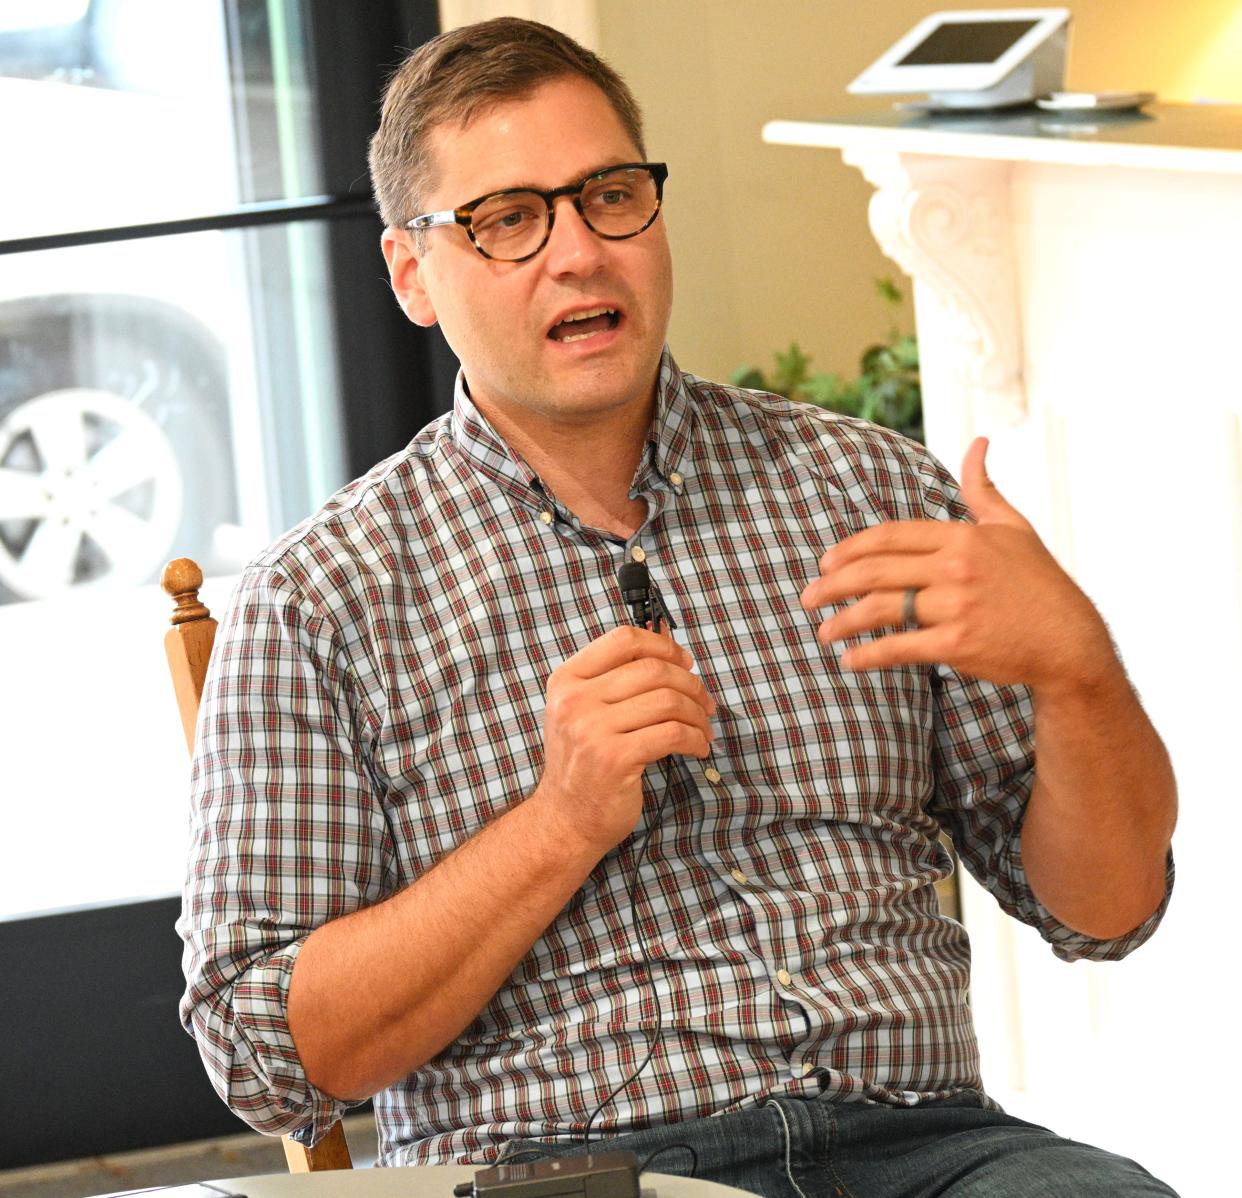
left=0, top=0, right=262, bottom=604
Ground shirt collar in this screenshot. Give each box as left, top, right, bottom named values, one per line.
left=447, top=345, right=697, bottom=509
left=645, top=346, right=695, bottom=492
left=449, top=374, right=540, bottom=499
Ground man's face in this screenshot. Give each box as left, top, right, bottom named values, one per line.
left=383, top=75, right=674, bottom=432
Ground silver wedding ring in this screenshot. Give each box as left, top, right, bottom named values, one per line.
left=902, top=587, right=920, bottom=627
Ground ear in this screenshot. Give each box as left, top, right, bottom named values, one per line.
left=381, top=227, right=438, bottom=327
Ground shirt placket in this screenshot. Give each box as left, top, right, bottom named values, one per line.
left=648, top=463, right=821, bottom=1092
left=628, top=463, right=821, bottom=1094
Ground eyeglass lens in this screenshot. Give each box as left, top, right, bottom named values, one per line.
left=470, top=166, right=660, bottom=261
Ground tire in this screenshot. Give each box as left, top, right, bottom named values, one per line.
left=0, top=294, right=237, bottom=604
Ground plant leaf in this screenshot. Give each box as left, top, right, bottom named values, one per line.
left=730, top=366, right=767, bottom=390
left=876, top=276, right=903, bottom=306
left=891, top=335, right=919, bottom=369
left=772, top=342, right=811, bottom=397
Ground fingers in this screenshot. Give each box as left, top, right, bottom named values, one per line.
left=809, top=585, right=958, bottom=668
left=536, top=627, right=717, bottom=854
left=958, top=436, right=1029, bottom=529
left=801, top=448, right=1054, bottom=681
left=608, top=686, right=714, bottom=736
left=585, top=644, right=716, bottom=752
left=558, top=624, right=714, bottom=719
left=625, top=720, right=714, bottom=763
left=837, top=628, right=948, bottom=672
left=595, top=654, right=716, bottom=714
left=815, top=589, right=910, bottom=646
left=802, top=550, right=939, bottom=611
left=813, top=521, right=955, bottom=575
left=959, top=435, right=990, bottom=504
left=545, top=625, right=716, bottom=758
left=958, top=435, right=998, bottom=520
left=813, top=444, right=1033, bottom=599
left=563, top=623, right=691, bottom=680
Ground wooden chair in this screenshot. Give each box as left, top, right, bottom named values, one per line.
left=162, top=557, right=355, bottom=1173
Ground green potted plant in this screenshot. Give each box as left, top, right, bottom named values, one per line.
left=731, top=277, right=923, bottom=443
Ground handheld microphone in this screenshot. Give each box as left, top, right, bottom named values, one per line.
left=618, top=561, right=654, bottom=629
left=618, top=561, right=677, bottom=634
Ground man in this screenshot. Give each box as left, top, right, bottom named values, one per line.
left=180, top=17, right=1177, bottom=1196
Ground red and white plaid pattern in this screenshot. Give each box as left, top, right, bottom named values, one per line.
left=179, top=349, right=1170, bottom=1166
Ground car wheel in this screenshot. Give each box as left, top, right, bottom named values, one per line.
left=0, top=296, right=237, bottom=604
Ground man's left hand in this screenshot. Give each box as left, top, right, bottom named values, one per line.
left=800, top=437, right=1117, bottom=693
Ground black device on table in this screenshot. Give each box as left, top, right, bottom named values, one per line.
left=454, top=1150, right=641, bottom=1198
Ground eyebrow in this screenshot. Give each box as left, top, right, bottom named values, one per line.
left=475, top=159, right=640, bottom=197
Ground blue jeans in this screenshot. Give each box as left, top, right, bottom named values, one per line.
left=499, top=1091, right=1177, bottom=1197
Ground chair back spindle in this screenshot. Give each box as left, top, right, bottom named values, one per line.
left=162, top=559, right=217, bottom=754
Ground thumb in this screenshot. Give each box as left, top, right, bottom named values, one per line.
left=959, top=437, right=1026, bottom=527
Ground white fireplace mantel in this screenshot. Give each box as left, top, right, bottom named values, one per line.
left=764, top=104, right=1242, bottom=1195
left=765, top=105, right=1242, bottom=446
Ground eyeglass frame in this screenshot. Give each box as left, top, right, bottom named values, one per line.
left=405, top=161, right=669, bottom=263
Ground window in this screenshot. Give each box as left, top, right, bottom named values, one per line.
left=0, top=0, right=451, bottom=921
left=0, top=0, right=450, bottom=1168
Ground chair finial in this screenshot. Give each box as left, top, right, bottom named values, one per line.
left=162, top=558, right=211, bottom=626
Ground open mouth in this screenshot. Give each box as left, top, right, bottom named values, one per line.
left=547, top=306, right=621, bottom=344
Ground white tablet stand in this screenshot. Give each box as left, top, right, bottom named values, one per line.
left=849, top=8, right=1070, bottom=111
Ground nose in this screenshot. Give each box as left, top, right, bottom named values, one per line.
left=542, top=194, right=606, bottom=276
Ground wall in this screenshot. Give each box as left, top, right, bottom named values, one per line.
left=593, top=0, right=1242, bottom=384
left=438, top=0, right=1242, bottom=384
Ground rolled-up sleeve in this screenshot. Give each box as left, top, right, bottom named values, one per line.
left=912, top=450, right=1173, bottom=963
left=177, top=558, right=388, bottom=1141
left=929, top=667, right=1173, bottom=962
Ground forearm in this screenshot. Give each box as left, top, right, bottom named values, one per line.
left=1022, top=660, right=1177, bottom=940
left=284, top=625, right=710, bottom=1103
left=287, top=790, right=601, bottom=1101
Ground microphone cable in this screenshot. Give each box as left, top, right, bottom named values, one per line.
left=580, top=755, right=676, bottom=1145
left=581, top=560, right=679, bottom=1147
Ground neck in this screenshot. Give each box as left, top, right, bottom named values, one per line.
left=474, top=392, right=653, bottom=541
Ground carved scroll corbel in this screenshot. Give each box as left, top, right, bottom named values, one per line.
left=843, top=148, right=1027, bottom=426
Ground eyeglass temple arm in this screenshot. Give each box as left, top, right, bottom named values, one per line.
left=407, top=210, right=461, bottom=230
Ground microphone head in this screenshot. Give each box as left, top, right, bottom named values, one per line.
left=618, top=561, right=650, bottom=601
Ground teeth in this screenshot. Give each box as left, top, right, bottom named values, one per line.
left=551, top=306, right=619, bottom=344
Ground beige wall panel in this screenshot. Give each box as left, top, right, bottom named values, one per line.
left=1069, top=0, right=1242, bottom=102
left=598, top=1, right=912, bottom=385
left=595, top=0, right=1242, bottom=385
left=439, top=0, right=600, bottom=49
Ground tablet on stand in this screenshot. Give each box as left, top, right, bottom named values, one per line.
left=848, top=8, right=1071, bottom=111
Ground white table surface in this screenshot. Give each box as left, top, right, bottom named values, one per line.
left=104, top=1167, right=754, bottom=1198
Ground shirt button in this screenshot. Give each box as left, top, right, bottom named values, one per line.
left=539, top=510, right=553, bottom=525
left=629, top=545, right=646, bottom=562
left=704, top=766, right=722, bottom=784
left=669, top=471, right=684, bottom=487
left=798, top=1062, right=814, bottom=1078
left=777, top=968, right=792, bottom=986
left=729, top=867, right=747, bottom=885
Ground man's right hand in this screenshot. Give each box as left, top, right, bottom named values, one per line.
left=531, top=625, right=716, bottom=855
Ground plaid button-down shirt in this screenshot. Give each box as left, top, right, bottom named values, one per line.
left=179, top=349, right=1170, bottom=1166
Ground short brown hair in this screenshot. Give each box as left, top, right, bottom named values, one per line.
left=368, top=17, right=646, bottom=231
